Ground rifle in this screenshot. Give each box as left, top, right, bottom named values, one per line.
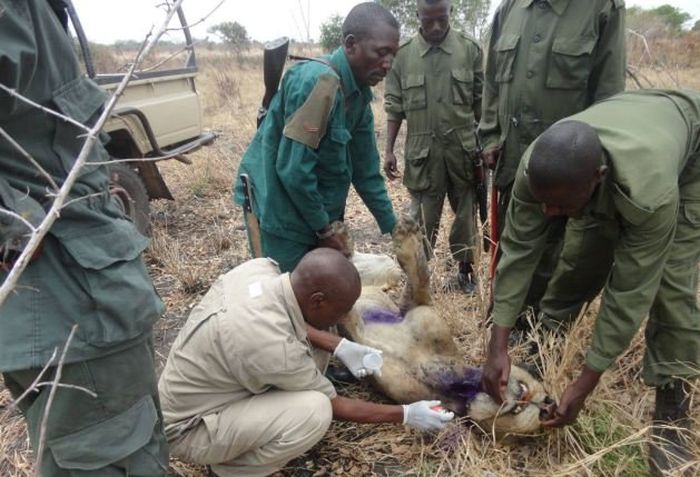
left=240, top=173, right=263, bottom=258
left=242, top=38, right=290, bottom=258
left=473, top=129, right=489, bottom=252
left=257, top=37, right=290, bottom=128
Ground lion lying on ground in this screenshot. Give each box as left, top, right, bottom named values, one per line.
left=341, top=216, right=553, bottom=435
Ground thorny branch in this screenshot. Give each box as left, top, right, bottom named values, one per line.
left=0, top=126, right=59, bottom=191
left=0, top=0, right=186, bottom=307
left=35, top=324, right=78, bottom=472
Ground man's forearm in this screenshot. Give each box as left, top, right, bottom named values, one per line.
left=331, top=395, right=404, bottom=423
left=306, top=324, right=341, bottom=353
left=385, top=119, right=402, bottom=154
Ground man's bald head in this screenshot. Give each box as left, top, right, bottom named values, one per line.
left=528, top=120, right=607, bottom=217
left=291, top=248, right=361, bottom=329
left=342, top=2, right=400, bottom=41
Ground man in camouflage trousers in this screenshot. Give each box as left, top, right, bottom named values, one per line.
left=479, top=0, right=626, bottom=317
left=0, top=1, right=168, bottom=475
left=384, top=0, right=483, bottom=294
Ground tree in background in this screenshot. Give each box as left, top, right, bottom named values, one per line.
left=319, top=14, right=344, bottom=52
left=627, top=4, right=692, bottom=36
left=694, top=19, right=700, bottom=32
left=377, top=0, right=491, bottom=38
left=208, top=21, right=251, bottom=50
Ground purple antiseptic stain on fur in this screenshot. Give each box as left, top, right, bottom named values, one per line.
left=362, top=308, right=405, bottom=324
left=444, top=367, right=483, bottom=403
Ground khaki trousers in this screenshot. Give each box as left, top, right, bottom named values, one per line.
left=170, top=390, right=332, bottom=477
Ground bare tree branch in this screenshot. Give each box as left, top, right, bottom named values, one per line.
left=6, top=348, right=58, bottom=409
left=35, top=324, right=77, bottom=472
left=0, top=0, right=185, bottom=307
left=165, top=0, right=225, bottom=33
left=0, top=207, right=37, bottom=235
left=0, top=127, right=59, bottom=191
left=0, top=84, right=91, bottom=134
left=34, top=382, right=97, bottom=398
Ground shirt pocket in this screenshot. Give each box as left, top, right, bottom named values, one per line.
left=451, top=68, right=473, bottom=106
left=317, top=127, right=352, bottom=179
left=51, top=219, right=162, bottom=347
left=494, top=34, right=520, bottom=83
left=546, top=36, right=597, bottom=90
left=403, top=138, right=431, bottom=192
left=51, top=76, right=110, bottom=175
left=400, top=74, right=426, bottom=111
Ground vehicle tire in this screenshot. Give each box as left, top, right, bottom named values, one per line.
left=108, top=163, right=151, bottom=236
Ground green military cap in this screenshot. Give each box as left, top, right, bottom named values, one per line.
left=0, top=179, right=46, bottom=253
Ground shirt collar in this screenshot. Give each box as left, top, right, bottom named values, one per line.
left=329, top=47, right=373, bottom=105
left=416, top=27, right=454, bottom=57
left=521, top=0, right=570, bottom=16
left=279, top=273, right=308, bottom=343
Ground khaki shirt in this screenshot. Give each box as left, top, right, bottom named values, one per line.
left=479, top=0, right=626, bottom=188
left=159, top=258, right=336, bottom=439
left=493, top=89, right=700, bottom=372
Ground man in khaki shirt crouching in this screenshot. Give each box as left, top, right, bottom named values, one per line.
left=159, top=248, right=453, bottom=477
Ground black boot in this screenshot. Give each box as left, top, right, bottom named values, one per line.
left=649, top=380, right=693, bottom=476
left=457, top=261, right=477, bottom=295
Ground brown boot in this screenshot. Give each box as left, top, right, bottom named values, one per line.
left=648, top=380, right=693, bottom=476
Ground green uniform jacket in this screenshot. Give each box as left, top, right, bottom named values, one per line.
left=493, top=90, right=700, bottom=372
left=480, top=0, right=626, bottom=188
left=234, top=48, right=396, bottom=245
left=384, top=28, right=483, bottom=192
left=0, top=0, right=163, bottom=371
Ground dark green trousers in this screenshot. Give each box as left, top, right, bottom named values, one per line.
left=408, top=143, right=478, bottom=264
left=3, top=338, right=168, bottom=476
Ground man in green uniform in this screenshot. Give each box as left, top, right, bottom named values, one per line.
left=160, top=249, right=453, bottom=477
left=384, top=0, right=483, bottom=293
left=234, top=3, right=399, bottom=272
left=482, top=90, right=700, bottom=476
left=1, top=1, right=168, bottom=475
left=479, top=0, right=626, bottom=313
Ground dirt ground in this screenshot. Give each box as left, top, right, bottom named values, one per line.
left=2, top=47, right=700, bottom=476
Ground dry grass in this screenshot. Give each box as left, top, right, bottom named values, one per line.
left=2, top=43, right=700, bottom=476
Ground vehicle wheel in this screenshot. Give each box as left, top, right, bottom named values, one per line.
left=109, top=163, right=151, bottom=236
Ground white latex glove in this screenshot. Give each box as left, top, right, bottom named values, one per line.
left=333, top=338, right=384, bottom=379
left=402, top=400, right=454, bottom=431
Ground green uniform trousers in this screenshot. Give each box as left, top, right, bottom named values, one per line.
left=3, top=339, right=169, bottom=476
left=540, top=157, right=700, bottom=386
left=408, top=143, right=477, bottom=264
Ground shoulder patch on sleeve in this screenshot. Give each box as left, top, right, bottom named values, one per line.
left=283, top=74, right=339, bottom=149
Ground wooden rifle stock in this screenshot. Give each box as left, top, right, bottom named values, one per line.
left=240, top=173, right=263, bottom=258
